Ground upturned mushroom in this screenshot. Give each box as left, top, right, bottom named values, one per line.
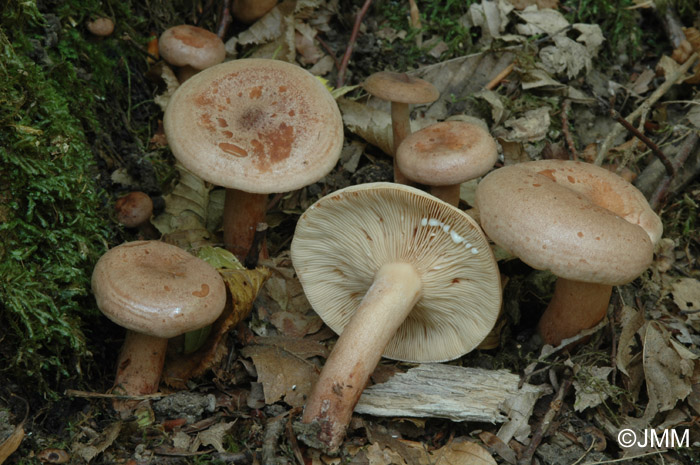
left=158, top=25, right=226, bottom=82
left=91, top=241, right=227, bottom=413
left=164, top=58, right=343, bottom=260
left=292, top=182, right=501, bottom=452
left=476, top=160, right=662, bottom=346
left=362, top=71, right=439, bottom=183
left=396, top=121, right=499, bottom=205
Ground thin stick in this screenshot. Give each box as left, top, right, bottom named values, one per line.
left=561, top=99, right=578, bottom=160
left=315, top=36, right=341, bottom=71
left=65, top=389, right=166, bottom=400
left=336, top=0, right=373, bottom=88
left=484, top=62, right=515, bottom=90
left=517, top=372, right=573, bottom=465
left=610, top=109, right=675, bottom=176
left=217, top=0, right=233, bottom=40
left=649, top=132, right=699, bottom=210
left=595, top=53, right=698, bottom=166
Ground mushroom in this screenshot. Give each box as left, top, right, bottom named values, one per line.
left=396, top=121, right=499, bottom=205
left=232, top=0, right=278, bottom=24
left=291, top=182, right=502, bottom=452
left=475, top=160, right=662, bottom=346
left=362, top=71, right=439, bottom=184
left=158, top=25, right=226, bottom=82
left=87, top=17, right=115, bottom=37
left=164, top=58, right=344, bottom=260
left=91, top=240, right=227, bottom=412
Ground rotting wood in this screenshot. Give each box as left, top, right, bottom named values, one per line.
left=355, top=363, right=547, bottom=424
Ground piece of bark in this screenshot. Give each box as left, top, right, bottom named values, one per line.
left=355, top=364, right=546, bottom=423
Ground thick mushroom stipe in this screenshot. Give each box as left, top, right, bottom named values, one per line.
left=92, top=241, right=227, bottom=412
left=292, top=182, right=501, bottom=451
left=476, top=160, right=662, bottom=346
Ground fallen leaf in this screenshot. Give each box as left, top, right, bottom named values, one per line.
left=0, top=423, right=24, bottom=465
left=642, top=322, right=694, bottom=418
left=435, top=437, right=496, bottom=465
left=72, top=422, right=122, bottom=463
left=196, top=421, right=236, bottom=453
left=241, top=344, right=318, bottom=407
left=573, top=366, right=613, bottom=412
left=671, top=277, right=700, bottom=311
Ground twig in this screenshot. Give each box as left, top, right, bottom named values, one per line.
left=336, top=0, right=373, bottom=88
left=244, top=222, right=268, bottom=269
left=609, top=109, right=675, bottom=176
left=315, top=36, right=341, bottom=71
left=649, top=132, right=700, bottom=210
left=217, top=0, right=233, bottom=40
left=65, top=389, right=166, bottom=400
left=484, top=62, right=515, bottom=90
left=561, top=99, right=578, bottom=160
left=517, top=371, right=573, bottom=465
left=595, top=52, right=699, bottom=166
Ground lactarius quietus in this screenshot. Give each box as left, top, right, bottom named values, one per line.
left=91, top=241, right=226, bottom=414
left=291, top=182, right=501, bottom=452
left=164, top=58, right=343, bottom=260
left=396, top=120, right=499, bottom=206
left=476, top=160, right=662, bottom=346
left=362, top=71, right=439, bottom=184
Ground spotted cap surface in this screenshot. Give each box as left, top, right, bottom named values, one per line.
left=476, top=160, right=662, bottom=285
left=92, top=241, right=227, bottom=338
left=164, top=59, right=344, bottom=194
left=159, top=25, right=226, bottom=70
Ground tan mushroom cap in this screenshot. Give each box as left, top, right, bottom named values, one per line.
left=92, top=241, right=227, bottom=339
left=475, top=160, right=662, bottom=285
left=362, top=71, right=440, bottom=104
left=159, top=25, right=226, bottom=70
left=164, top=58, right=344, bottom=194
left=291, top=182, right=502, bottom=362
left=396, top=121, right=499, bottom=185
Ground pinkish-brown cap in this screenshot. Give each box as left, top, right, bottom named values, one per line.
left=115, top=192, right=153, bottom=228
left=163, top=58, right=344, bottom=194
left=87, top=17, right=115, bottom=37
left=475, top=160, right=662, bottom=285
left=92, top=241, right=227, bottom=338
left=362, top=71, right=439, bottom=104
left=159, top=25, right=226, bottom=70
left=396, top=121, right=499, bottom=186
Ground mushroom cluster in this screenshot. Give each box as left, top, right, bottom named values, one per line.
left=292, top=182, right=502, bottom=451
left=476, top=160, right=662, bottom=346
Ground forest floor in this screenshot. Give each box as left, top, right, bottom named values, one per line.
left=1, top=0, right=700, bottom=464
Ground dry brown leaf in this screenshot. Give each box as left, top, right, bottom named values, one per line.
left=164, top=248, right=270, bottom=388
left=478, top=431, right=517, bottom=465
left=196, top=421, right=236, bottom=453
left=573, top=366, right=613, bottom=412
left=0, top=422, right=24, bottom=465
left=435, top=438, right=496, bottom=465
left=616, top=305, right=646, bottom=377
left=642, top=322, right=694, bottom=418
left=253, top=336, right=329, bottom=359
left=72, top=422, right=122, bottom=463
left=241, top=344, right=318, bottom=407
left=671, top=277, right=700, bottom=311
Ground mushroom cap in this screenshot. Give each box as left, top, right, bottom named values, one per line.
left=362, top=71, right=439, bottom=104
left=396, top=121, right=499, bottom=186
left=115, top=192, right=153, bottom=228
left=158, top=25, right=226, bottom=70
left=92, top=241, right=227, bottom=338
left=291, top=182, right=502, bottom=362
left=164, top=58, right=344, bottom=194
left=475, top=160, right=663, bottom=285
left=87, top=17, right=115, bottom=37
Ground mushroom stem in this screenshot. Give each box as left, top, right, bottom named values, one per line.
left=223, top=189, right=269, bottom=260
left=537, top=278, right=613, bottom=346
left=112, top=331, right=168, bottom=412
left=430, top=184, right=461, bottom=206
left=391, top=102, right=413, bottom=185
left=303, top=262, right=422, bottom=452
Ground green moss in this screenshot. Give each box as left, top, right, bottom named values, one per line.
left=0, top=0, right=143, bottom=396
